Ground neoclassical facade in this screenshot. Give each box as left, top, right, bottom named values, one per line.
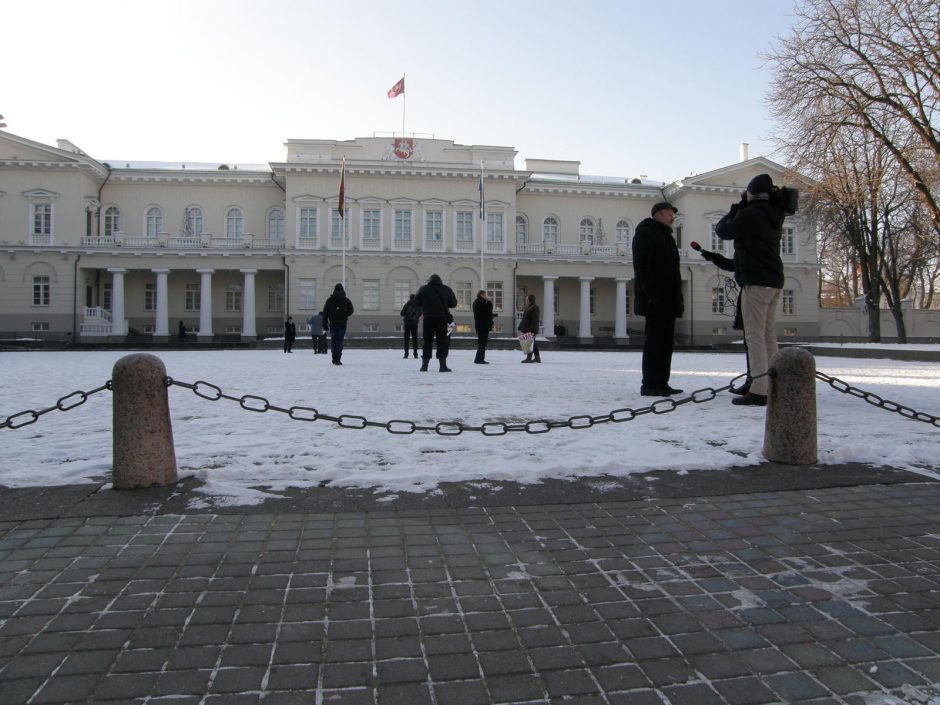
left=0, top=130, right=820, bottom=343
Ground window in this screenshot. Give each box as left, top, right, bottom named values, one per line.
left=299, top=279, right=317, bottom=310
left=783, top=327, right=798, bottom=336
left=185, top=284, right=200, bottom=311
left=394, top=209, right=413, bottom=247
left=32, top=276, right=50, bottom=306
left=712, top=327, right=728, bottom=335
left=268, top=209, right=285, bottom=241
left=104, top=206, right=121, bottom=238
left=225, top=208, right=244, bottom=239
left=425, top=210, right=443, bottom=241
left=363, top=279, right=380, bottom=310
left=225, top=285, right=242, bottom=312
left=225, top=325, right=242, bottom=335
left=456, top=211, right=473, bottom=246
left=781, top=226, right=795, bottom=255
left=362, top=209, right=381, bottom=245
left=331, top=208, right=349, bottom=245
left=103, top=282, right=112, bottom=311
left=184, top=207, right=203, bottom=236
left=146, top=206, right=163, bottom=237
left=623, top=287, right=630, bottom=317
left=31, top=322, right=49, bottom=333
left=516, top=289, right=527, bottom=313
left=579, top=218, right=595, bottom=245
left=590, top=288, right=596, bottom=316
left=456, top=281, right=473, bottom=311
left=616, top=219, right=630, bottom=246
left=394, top=281, right=411, bottom=309
left=543, top=216, right=558, bottom=244
left=486, top=281, right=503, bottom=312
left=268, top=285, right=284, bottom=313
left=781, top=289, right=795, bottom=315
left=516, top=215, right=528, bottom=245
left=711, top=287, right=726, bottom=314
left=709, top=223, right=727, bottom=254
left=32, top=203, right=52, bottom=236
left=299, top=207, right=318, bottom=244
left=486, top=213, right=503, bottom=246
left=144, top=283, right=156, bottom=311
left=362, top=323, right=379, bottom=333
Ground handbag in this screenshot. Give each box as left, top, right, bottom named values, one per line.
left=518, top=332, right=534, bottom=354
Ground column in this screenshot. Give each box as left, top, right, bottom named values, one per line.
left=615, top=277, right=629, bottom=341
left=197, top=269, right=214, bottom=339
left=153, top=269, right=170, bottom=338
left=578, top=276, right=594, bottom=340
left=241, top=269, right=257, bottom=338
left=542, top=276, right=557, bottom=339
left=108, top=268, right=127, bottom=336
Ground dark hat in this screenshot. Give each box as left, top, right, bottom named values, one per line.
left=333, top=283, right=345, bottom=293
left=651, top=202, right=678, bottom=217
left=747, top=173, right=774, bottom=195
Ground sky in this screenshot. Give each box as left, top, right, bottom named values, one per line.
left=2, top=0, right=799, bottom=181
left=1, top=347, right=937, bottom=509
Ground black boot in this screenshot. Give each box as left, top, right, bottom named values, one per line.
left=533, top=351, right=541, bottom=363
left=521, top=353, right=533, bottom=363
left=439, top=359, right=452, bottom=372
left=420, top=359, right=429, bottom=372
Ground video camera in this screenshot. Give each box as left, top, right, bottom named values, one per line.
left=770, top=185, right=799, bottom=216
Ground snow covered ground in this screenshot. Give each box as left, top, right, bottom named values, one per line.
left=0, top=347, right=938, bottom=507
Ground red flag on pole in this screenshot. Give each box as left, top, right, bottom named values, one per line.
left=338, top=159, right=346, bottom=219
left=387, top=77, right=405, bottom=99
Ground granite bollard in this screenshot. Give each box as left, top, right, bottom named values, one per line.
left=112, top=353, right=178, bottom=488
left=763, top=346, right=818, bottom=464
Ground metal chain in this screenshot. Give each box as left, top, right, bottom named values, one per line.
left=164, top=373, right=760, bottom=436
left=815, top=370, right=940, bottom=428
left=0, top=382, right=113, bottom=430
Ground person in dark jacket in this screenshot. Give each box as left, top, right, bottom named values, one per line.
left=472, top=290, right=495, bottom=364
left=414, top=273, right=457, bottom=372
left=178, top=320, right=187, bottom=342
left=716, top=173, right=785, bottom=406
left=518, top=293, right=541, bottom=363
left=322, top=283, right=354, bottom=365
left=400, top=294, right=420, bottom=359
left=632, top=201, right=684, bottom=396
left=283, top=316, right=296, bottom=353
left=307, top=311, right=327, bottom=354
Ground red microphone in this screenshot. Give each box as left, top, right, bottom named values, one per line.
left=690, top=241, right=702, bottom=251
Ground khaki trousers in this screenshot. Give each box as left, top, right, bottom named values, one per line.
left=742, top=285, right=781, bottom=396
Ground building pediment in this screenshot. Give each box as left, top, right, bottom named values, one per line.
left=22, top=188, right=60, bottom=200
left=0, top=131, right=109, bottom=178
left=669, top=156, right=805, bottom=195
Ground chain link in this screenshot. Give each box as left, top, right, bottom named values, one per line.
left=815, top=370, right=940, bottom=427
left=1, top=381, right=112, bottom=430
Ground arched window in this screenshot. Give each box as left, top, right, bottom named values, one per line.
left=145, top=206, right=163, bottom=237
left=225, top=207, right=244, bottom=239
left=184, top=206, right=203, bottom=236
left=579, top=217, right=595, bottom=244
left=542, top=216, right=558, bottom=244
left=515, top=215, right=528, bottom=245
left=616, top=219, right=631, bottom=245
left=104, top=206, right=120, bottom=237
left=268, top=209, right=285, bottom=241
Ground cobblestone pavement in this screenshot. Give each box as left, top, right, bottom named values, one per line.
left=2, top=481, right=940, bottom=705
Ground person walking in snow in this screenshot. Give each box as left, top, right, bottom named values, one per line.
left=472, top=289, right=495, bottom=364
left=283, top=316, right=296, bottom=353
left=518, top=293, right=541, bottom=364
left=400, top=293, right=420, bottom=359
left=307, top=311, right=327, bottom=354
left=414, top=273, right=457, bottom=372
left=322, top=283, right=354, bottom=365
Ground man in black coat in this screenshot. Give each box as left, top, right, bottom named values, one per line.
left=472, top=289, right=495, bottom=364
left=414, top=273, right=457, bottom=372
left=716, top=173, right=786, bottom=406
left=400, top=294, right=420, bottom=359
left=322, top=283, right=354, bottom=366
left=632, top=202, right=684, bottom=397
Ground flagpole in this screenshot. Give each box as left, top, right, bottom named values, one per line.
left=402, top=73, right=406, bottom=137
left=479, top=161, right=485, bottom=291
left=341, top=158, right=346, bottom=291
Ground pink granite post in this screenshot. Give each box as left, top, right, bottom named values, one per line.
left=112, top=354, right=178, bottom=489
left=763, top=347, right=818, bottom=464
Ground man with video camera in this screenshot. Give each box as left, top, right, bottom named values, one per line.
left=714, top=173, right=788, bottom=407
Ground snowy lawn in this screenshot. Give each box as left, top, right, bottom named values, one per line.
left=0, top=347, right=938, bottom=506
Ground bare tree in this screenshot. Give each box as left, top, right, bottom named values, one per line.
left=764, top=0, right=940, bottom=236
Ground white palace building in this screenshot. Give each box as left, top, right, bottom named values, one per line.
left=0, top=129, right=820, bottom=344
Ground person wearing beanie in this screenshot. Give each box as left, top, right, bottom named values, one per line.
left=414, top=273, right=457, bottom=372
left=631, top=201, right=684, bottom=397
left=715, top=173, right=786, bottom=406
left=322, top=283, right=355, bottom=365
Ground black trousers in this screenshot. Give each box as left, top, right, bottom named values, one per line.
left=403, top=323, right=418, bottom=354
left=422, top=318, right=450, bottom=361
left=474, top=329, right=489, bottom=362
left=641, top=315, right=675, bottom=389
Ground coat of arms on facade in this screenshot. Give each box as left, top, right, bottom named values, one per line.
left=393, top=138, right=414, bottom=159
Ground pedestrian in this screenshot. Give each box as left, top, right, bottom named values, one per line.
left=283, top=316, right=296, bottom=353
left=177, top=320, right=186, bottom=342
left=414, top=273, right=457, bottom=372
left=632, top=201, right=684, bottom=396
left=399, top=294, right=420, bottom=359
left=716, top=173, right=786, bottom=406
left=518, top=293, right=542, bottom=363
left=322, top=283, right=354, bottom=365
left=307, top=311, right=327, bottom=354
left=472, top=289, right=495, bottom=364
